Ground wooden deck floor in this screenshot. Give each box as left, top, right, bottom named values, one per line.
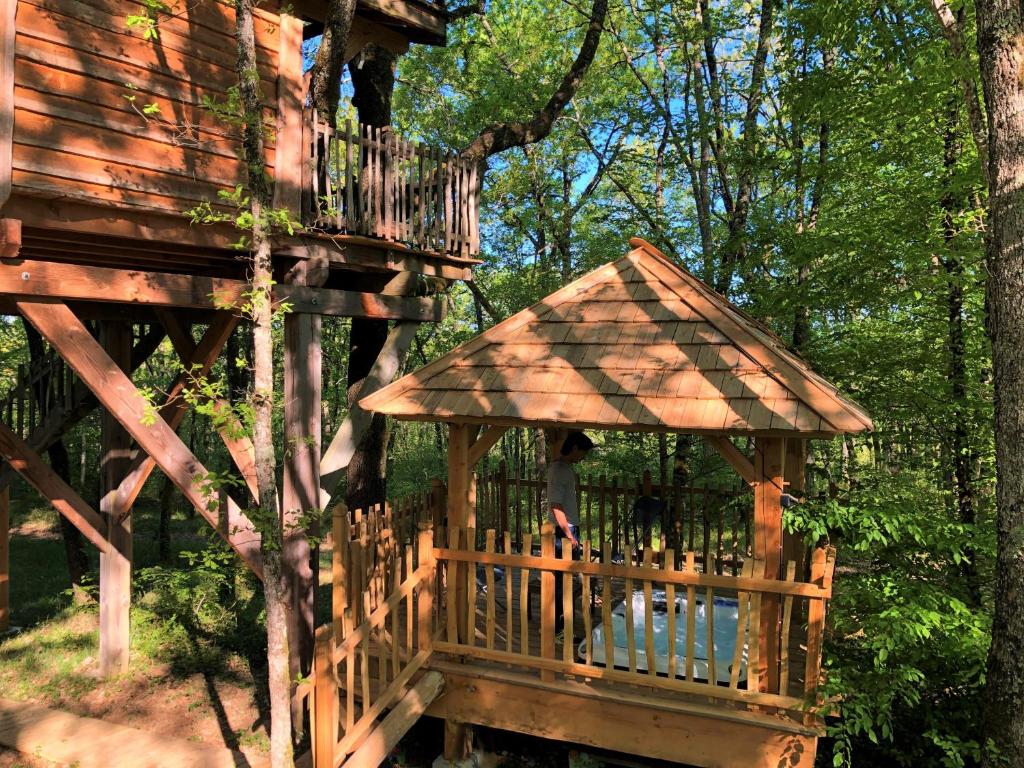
left=0, top=698, right=265, bottom=768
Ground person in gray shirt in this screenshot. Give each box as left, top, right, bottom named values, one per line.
left=548, top=431, right=594, bottom=634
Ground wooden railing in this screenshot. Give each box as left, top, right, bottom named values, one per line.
left=1, top=348, right=76, bottom=441
left=304, top=110, right=480, bottom=258
left=432, top=523, right=835, bottom=722
left=475, top=464, right=751, bottom=573
left=313, top=523, right=436, bottom=768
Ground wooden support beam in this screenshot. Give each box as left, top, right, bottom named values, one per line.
left=0, top=0, right=15, bottom=209
left=782, top=438, right=807, bottom=576
left=444, top=720, right=473, bottom=763
left=754, top=436, right=785, bottom=696
left=0, top=487, right=8, bottom=633
left=113, top=313, right=240, bottom=514
left=153, top=311, right=259, bottom=502
left=18, top=300, right=263, bottom=577
left=344, top=671, right=444, bottom=768
left=282, top=263, right=322, bottom=698
left=321, top=321, right=419, bottom=505
left=0, top=260, right=445, bottom=320
left=0, top=219, right=20, bottom=259
left=704, top=436, right=756, bottom=486
left=99, top=321, right=132, bottom=678
left=272, top=14, right=304, bottom=218
left=0, top=420, right=109, bottom=553
left=467, top=425, right=509, bottom=466
left=273, top=236, right=474, bottom=282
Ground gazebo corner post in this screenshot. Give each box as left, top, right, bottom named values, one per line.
left=782, top=438, right=808, bottom=578
left=447, top=422, right=472, bottom=644
left=99, top=321, right=133, bottom=678
left=753, top=436, right=785, bottom=695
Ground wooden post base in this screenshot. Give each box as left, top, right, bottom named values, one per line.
left=442, top=719, right=473, bottom=763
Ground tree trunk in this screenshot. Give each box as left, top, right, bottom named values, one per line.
left=235, top=1, right=292, bottom=765
left=346, top=44, right=398, bottom=510
left=309, top=0, right=358, bottom=125
left=976, top=3, right=1024, bottom=761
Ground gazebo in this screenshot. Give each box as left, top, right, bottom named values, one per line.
left=311, top=238, right=872, bottom=768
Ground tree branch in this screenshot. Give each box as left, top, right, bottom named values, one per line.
left=459, top=0, right=608, bottom=162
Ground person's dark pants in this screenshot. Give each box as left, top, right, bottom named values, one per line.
left=554, top=524, right=580, bottom=634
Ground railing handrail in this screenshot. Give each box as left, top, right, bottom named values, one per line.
left=432, top=544, right=831, bottom=599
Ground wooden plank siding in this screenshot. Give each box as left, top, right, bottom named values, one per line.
left=8, top=0, right=283, bottom=219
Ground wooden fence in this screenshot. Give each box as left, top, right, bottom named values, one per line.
left=432, top=523, right=835, bottom=722
left=475, top=463, right=751, bottom=573
left=313, top=522, right=436, bottom=768
left=1, top=348, right=76, bottom=442
left=304, top=110, right=480, bottom=258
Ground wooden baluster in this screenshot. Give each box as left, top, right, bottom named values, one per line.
left=581, top=540, right=592, bottom=665
left=417, top=524, right=434, bottom=652
left=361, top=594, right=371, bottom=717
left=716, top=498, right=725, bottom=575
left=624, top=565, right=637, bottom=674
left=345, top=610, right=356, bottom=731
left=610, top=477, right=619, bottom=559
left=803, top=547, right=829, bottom=724
left=405, top=546, right=414, bottom=654
left=748, top=560, right=763, bottom=694
left=730, top=560, right=753, bottom=689
left=312, top=626, right=337, bottom=768
left=779, top=560, right=797, bottom=694
left=499, top=460, right=509, bottom=536
left=515, top=470, right=523, bottom=547
left=561, top=535, right=574, bottom=663
left=485, top=529, right=496, bottom=650
left=732, top=502, right=740, bottom=576
left=684, top=551, right=696, bottom=681
left=447, top=526, right=460, bottom=643
left=665, top=549, right=677, bottom=679
left=466, top=525, right=477, bottom=646
left=333, top=504, right=350, bottom=639
left=642, top=547, right=655, bottom=677
left=520, top=532, right=532, bottom=656
left=391, top=556, right=400, bottom=676
left=540, top=524, right=555, bottom=681
left=601, top=542, right=614, bottom=671
left=687, top=486, right=696, bottom=552
left=706, top=554, right=716, bottom=685
left=504, top=532, right=514, bottom=653
left=701, top=488, right=711, bottom=573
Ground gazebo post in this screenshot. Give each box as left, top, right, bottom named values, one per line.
left=753, top=436, right=784, bottom=693
left=782, top=438, right=807, bottom=576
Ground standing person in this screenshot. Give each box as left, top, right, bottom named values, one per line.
left=548, top=431, right=594, bottom=636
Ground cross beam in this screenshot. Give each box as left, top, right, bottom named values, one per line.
left=0, top=420, right=111, bottom=554
left=2, top=259, right=444, bottom=320
left=18, top=300, right=263, bottom=577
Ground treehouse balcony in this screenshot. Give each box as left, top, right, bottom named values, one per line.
left=302, top=110, right=481, bottom=261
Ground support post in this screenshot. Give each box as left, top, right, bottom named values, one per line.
left=0, top=486, right=8, bottom=634
left=443, top=720, right=473, bottom=763
left=282, top=265, right=323, bottom=712
left=312, top=624, right=337, bottom=768
left=540, top=522, right=556, bottom=683
left=417, top=522, right=434, bottom=651
left=99, top=322, right=133, bottom=677
left=782, top=438, right=808, bottom=577
left=448, top=424, right=472, bottom=645
left=753, top=436, right=784, bottom=695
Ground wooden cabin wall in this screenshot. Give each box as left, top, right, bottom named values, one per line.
left=8, top=0, right=283, bottom=218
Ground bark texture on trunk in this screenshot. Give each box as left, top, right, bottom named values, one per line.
left=309, top=0, right=358, bottom=125
left=235, top=1, right=292, bottom=765
left=346, top=45, right=398, bottom=510
left=976, top=3, right=1024, bottom=763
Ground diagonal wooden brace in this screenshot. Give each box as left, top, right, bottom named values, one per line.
left=0, top=420, right=111, bottom=554
left=112, top=312, right=239, bottom=517
left=704, top=435, right=757, bottom=486
left=320, top=321, right=419, bottom=506
left=156, top=310, right=259, bottom=502
left=18, top=300, right=263, bottom=577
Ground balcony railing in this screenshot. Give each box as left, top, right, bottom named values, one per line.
left=303, top=110, right=480, bottom=259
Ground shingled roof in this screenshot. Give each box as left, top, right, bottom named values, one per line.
left=361, top=239, right=873, bottom=436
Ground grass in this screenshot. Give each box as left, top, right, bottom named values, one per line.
left=0, top=480, right=272, bottom=761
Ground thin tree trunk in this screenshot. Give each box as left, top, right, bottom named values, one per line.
left=235, top=2, right=291, bottom=765
left=976, top=3, right=1024, bottom=762
left=309, top=0, right=358, bottom=126
left=158, top=474, right=175, bottom=564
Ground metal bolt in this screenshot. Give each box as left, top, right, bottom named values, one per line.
left=20, top=271, right=29, bottom=280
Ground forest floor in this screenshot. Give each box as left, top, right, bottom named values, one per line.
left=0, top=486, right=272, bottom=767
